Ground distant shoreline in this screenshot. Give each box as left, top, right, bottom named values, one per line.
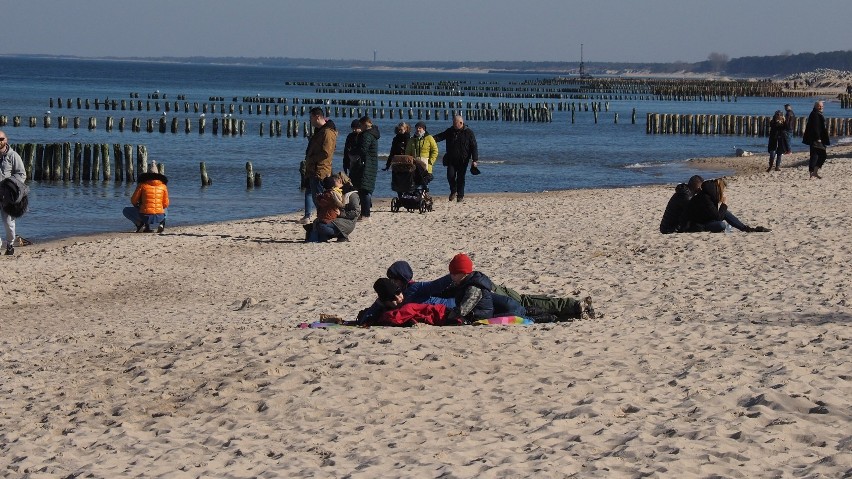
left=3, top=52, right=850, bottom=91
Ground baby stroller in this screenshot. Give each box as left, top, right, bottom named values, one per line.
left=389, top=155, right=433, bottom=214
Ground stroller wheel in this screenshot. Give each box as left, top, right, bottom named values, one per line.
left=391, top=197, right=399, bottom=212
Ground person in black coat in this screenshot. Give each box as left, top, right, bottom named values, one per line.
left=351, top=116, right=380, bottom=220
left=802, top=100, right=830, bottom=179
left=767, top=110, right=790, bottom=172
left=685, top=179, right=769, bottom=233
left=384, top=122, right=410, bottom=170
left=659, top=175, right=703, bottom=234
left=433, top=115, right=479, bottom=202
left=342, top=119, right=360, bottom=175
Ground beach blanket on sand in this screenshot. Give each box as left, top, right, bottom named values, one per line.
left=299, top=314, right=534, bottom=329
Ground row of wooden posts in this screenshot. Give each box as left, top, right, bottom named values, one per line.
left=10, top=142, right=151, bottom=183
left=646, top=113, right=852, bottom=137
left=9, top=142, right=262, bottom=188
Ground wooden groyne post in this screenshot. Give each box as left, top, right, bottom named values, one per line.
left=200, top=162, right=212, bottom=186
left=11, top=142, right=142, bottom=183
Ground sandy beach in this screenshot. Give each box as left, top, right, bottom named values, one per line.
left=2, top=145, right=851, bottom=478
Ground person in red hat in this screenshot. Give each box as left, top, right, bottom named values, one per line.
left=447, top=253, right=495, bottom=322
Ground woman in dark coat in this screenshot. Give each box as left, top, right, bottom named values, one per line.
left=385, top=122, right=410, bottom=170
left=767, top=110, right=790, bottom=172
left=350, top=116, right=380, bottom=220
left=685, top=179, right=769, bottom=233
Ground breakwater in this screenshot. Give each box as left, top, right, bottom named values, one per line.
left=646, top=113, right=852, bottom=137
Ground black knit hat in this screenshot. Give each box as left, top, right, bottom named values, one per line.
left=373, top=278, right=401, bottom=302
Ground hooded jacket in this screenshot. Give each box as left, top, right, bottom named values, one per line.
left=659, top=183, right=693, bottom=234
left=305, top=120, right=338, bottom=180
left=405, top=133, right=440, bottom=173
left=0, top=147, right=26, bottom=183
left=352, top=125, right=381, bottom=192
left=0, top=177, right=29, bottom=217
left=131, top=172, right=169, bottom=215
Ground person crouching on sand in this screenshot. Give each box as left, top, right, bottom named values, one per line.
left=123, top=164, right=169, bottom=233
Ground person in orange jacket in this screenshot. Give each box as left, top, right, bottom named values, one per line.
left=123, top=165, right=169, bottom=233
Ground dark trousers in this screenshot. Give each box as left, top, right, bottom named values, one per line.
left=358, top=189, right=372, bottom=217
left=808, top=145, right=827, bottom=172
left=446, top=161, right=469, bottom=197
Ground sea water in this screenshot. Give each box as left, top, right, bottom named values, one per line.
left=1, top=56, right=849, bottom=241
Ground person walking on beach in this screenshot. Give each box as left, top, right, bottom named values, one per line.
left=385, top=122, right=410, bottom=170
left=350, top=116, right=380, bottom=221
left=783, top=104, right=795, bottom=154
left=433, top=115, right=479, bottom=202
left=802, top=100, right=830, bottom=179
left=767, top=110, right=790, bottom=172
left=300, top=107, right=338, bottom=224
left=0, top=130, right=26, bottom=255
left=405, top=121, right=439, bottom=185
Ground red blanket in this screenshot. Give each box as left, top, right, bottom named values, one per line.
left=378, top=303, right=462, bottom=327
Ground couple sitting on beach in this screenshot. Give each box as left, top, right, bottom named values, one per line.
left=303, top=171, right=360, bottom=243
left=356, top=254, right=595, bottom=327
left=659, top=175, right=770, bottom=234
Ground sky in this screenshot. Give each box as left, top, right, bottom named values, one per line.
left=2, top=0, right=850, bottom=64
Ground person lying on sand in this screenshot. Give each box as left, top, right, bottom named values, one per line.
left=361, top=278, right=462, bottom=327
left=384, top=259, right=594, bottom=321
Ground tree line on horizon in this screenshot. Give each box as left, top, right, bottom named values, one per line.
left=22, top=50, right=852, bottom=77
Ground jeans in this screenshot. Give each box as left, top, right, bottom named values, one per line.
left=123, top=206, right=166, bottom=229
left=446, top=160, right=469, bottom=198
left=808, top=145, right=826, bottom=173
left=358, top=189, right=372, bottom=217
left=1, top=210, right=14, bottom=248
left=701, top=210, right=748, bottom=232
left=307, top=221, right=338, bottom=242
left=769, top=150, right=783, bottom=168
left=303, top=177, right=323, bottom=218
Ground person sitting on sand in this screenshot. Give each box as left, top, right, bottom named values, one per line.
left=329, top=171, right=360, bottom=242
left=123, top=164, right=169, bottom=233
left=685, top=178, right=770, bottom=233
left=359, top=278, right=462, bottom=327
left=660, top=175, right=703, bottom=234
left=306, top=175, right=345, bottom=242
left=304, top=172, right=361, bottom=243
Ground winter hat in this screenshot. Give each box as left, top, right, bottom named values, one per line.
left=448, top=253, right=473, bottom=275
left=350, top=119, right=360, bottom=129
left=373, top=278, right=401, bottom=302
left=414, top=121, right=427, bottom=130
left=386, top=261, right=414, bottom=283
